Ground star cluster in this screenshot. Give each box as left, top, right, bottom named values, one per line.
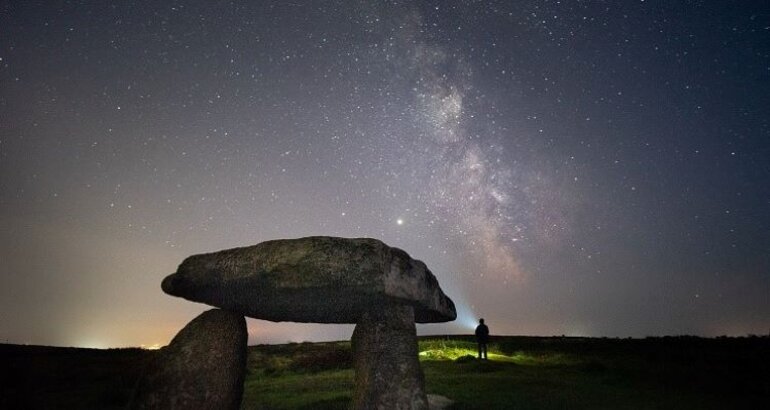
left=1, top=1, right=768, bottom=347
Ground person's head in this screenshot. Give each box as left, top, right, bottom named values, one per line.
left=479, top=318, right=485, bottom=324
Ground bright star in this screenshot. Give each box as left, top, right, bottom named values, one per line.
left=396, top=218, right=404, bottom=225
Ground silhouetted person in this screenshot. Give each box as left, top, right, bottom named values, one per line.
left=475, top=318, right=489, bottom=360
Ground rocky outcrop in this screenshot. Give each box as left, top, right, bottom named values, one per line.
left=130, top=309, right=247, bottom=410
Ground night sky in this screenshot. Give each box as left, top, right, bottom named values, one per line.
left=1, top=1, right=769, bottom=348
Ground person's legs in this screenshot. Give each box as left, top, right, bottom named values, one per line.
left=478, top=343, right=482, bottom=359
left=482, top=343, right=488, bottom=360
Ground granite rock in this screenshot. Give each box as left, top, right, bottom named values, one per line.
left=130, top=309, right=247, bottom=410
left=162, top=236, right=456, bottom=323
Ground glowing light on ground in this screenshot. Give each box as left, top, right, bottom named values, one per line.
left=417, top=340, right=577, bottom=366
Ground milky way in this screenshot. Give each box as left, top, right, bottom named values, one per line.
left=1, top=1, right=768, bottom=347
left=376, top=7, right=526, bottom=282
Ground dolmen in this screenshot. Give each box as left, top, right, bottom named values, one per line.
left=143, top=236, right=456, bottom=409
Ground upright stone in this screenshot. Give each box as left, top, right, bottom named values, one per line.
left=352, top=305, right=429, bottom=410
left=130, top=309, right=247, bottom=410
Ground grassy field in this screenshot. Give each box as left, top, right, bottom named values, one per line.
left=2, top=336, right=768, bottom=409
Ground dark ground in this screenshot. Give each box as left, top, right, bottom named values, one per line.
left=1, top=335, right=768, bottom=409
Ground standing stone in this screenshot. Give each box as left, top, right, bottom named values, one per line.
left=130, top=309, right=247, bottom=410
left=352, top=305, right=428, bottom=410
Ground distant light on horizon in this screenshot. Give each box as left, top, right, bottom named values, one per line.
left=140, top=343, right=163, bottom=350
left=76, top=339, right=110, bottom=350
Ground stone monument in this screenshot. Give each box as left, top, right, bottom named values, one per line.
left=159, top=236, right=457, bottom=409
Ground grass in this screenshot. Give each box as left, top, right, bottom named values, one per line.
left=244, top=370, right=352, bottom=409
left=2, top=336, right=768, bottom=409
left=241, top=336, right=769, bottom=409
left=242, top=342, right=354, bottom=409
